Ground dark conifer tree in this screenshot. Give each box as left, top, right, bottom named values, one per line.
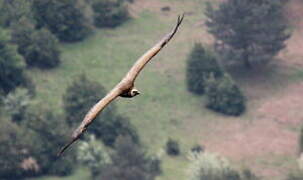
left=206, top=0, right=290, bottom=68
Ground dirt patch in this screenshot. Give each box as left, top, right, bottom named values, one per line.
left=279, top=0, right=303, bottom=67
left=198, top=2, right=303, bottom=178
left=257, top=82, right=303, bottom=126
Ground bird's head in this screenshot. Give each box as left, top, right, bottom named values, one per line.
left=130, top=88, right=140, bottom=97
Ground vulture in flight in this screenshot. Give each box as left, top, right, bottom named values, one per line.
left=58, top=15, right=184, bottom=156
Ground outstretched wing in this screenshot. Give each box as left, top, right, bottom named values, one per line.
left=125, top=14, right=184, bottom=82
left=58, top=86, right=122, bottom=156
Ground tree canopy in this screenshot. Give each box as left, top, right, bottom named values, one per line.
left=206, top=0, right=290, bottom=68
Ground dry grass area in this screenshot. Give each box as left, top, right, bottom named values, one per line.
left=117, top=0, right=303, bottom=179
left=193, top=1, right=303, bottom=179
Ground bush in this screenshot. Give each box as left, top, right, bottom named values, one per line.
left=11, top=20, right=61, bottom=69
left=25, top=28, right=61, bottom=68
left=77, top=135, right=111, bottom=176
left=187, top=152, right=240, bottom=180
left=166, top=138, right=180, bottom=156
left=0, top=28, right=28, bottom=94
left=22, top=104, right=76, bottom=176
left=92, top=0, right=129, bottom=28
left=63, top=75, right=139, bottom=146
left=3, top=88, right=32, bottom=123
left=0, top=116, right=35, bottom=179
left=32, top=0, right=91, bottom=42
left=191, top=144, right=204, bottom=153
left=287, top=171, right=303, bottom=180
left=95, top=115, right=139, bottom=147
left=205, top=74, right=246, bottom=116
left=186, top=43, right=223, bottom=95
left=98, top=136, right=161, bottom=180
left=299, top=126, right=303, bottom=154
left=0, top=0, right=33, bottom=27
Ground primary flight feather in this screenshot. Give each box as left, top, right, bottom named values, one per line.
left=58, top=15, right=184, bottom=156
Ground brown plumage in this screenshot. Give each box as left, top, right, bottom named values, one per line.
left=58, top=15, right=184, bottom=156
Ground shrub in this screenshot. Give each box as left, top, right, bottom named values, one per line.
left=0, top=28, right=28, bottom=94
left=3, top=88, right=32, bottom=123
left=186, top=43, right=223, bottom=95
left=22, top=104, right=76, bottom=176
left=0, top=116, right=34, bottom=179
left=32, top=0, right=91, bottom=42
left=25, top=28, right=61, bottom=68
left=0, top=0, right=33, bottom=27
left=92, top=0, right=129, bottom=28
left=187, top=152, right=240, bottom=180
left=166, top=138, right=180, bottom=156
left=63, top=74, right=139, bottom=146
left=96, top=115, right=139, bottom=147
left=287, top=171, right=303, bottom=180
left=299, top=126, right=303, bottom=153
left=205, top=74, right=246, bottom=116
left=98, top=136, right=161, bottom=180
left=191, top=144, right=204, bottom=153
left=11, top=20, right=61, bottom=69
left=77, top=135, right=111, bottom=176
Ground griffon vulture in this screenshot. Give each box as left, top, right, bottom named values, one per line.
left=58, top=15, right=184, bottom=156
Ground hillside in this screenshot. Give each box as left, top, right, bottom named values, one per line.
left=30, top=0, right=303, bottom=180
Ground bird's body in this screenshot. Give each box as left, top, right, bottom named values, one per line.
left=58, top=15, right=184, bottom=156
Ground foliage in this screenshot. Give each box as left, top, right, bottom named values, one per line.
left=187, top=152, right=240, bottom=180
left=11, top=19, right=61, bottom=69
left=91, top=0, right=129, bottom=28
left=186, top=43, right=223, bottom=95
left=0, top=0, right=33, bottom=27
left=299, top=125, right=303, bottom=154
left=166, top=138, right=180, bottom=156
left=191, top=144, right=204, bottom=153
left=77, top=135, right=111, bottom=176
left=0, top=116, right=35, bottom=179
left=63, top=74, right=139, bottom=146
left=32, top=0, right=91, bottom=42
left=3, top=88, right=32, bottom=123
left=205, top=74, right=246, bottom=116
left=22, top=104, right=76, bottom=176
left=206, top=0, right=290, bottom=68
left=287, top=171, right=303, bottom=180
left=0, top=28, right=28, bottom=94
left=63, top=74, right=116, bottom=127
left=97, top=136, right=161, bottom=180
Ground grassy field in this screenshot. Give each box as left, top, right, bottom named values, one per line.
left=29, top=0, right=303, bottom=180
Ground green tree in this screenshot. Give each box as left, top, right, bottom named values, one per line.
left=187, top=152, right=240, bottom=180
left=77, top=135, right=111, bottom=176
left=0, top=0, right=33, bottom=27
left=11, top=19, right=61, bottom=69
left=63, top=75, right=139, bottom=146
left=3, top=87, right=32, bottom=123
left=205, top=74, right=246, bottom=116
left=0, top=28, right=27, bottom=94
left=22, top=104, right=76, bottom=176
left=32, top=0, right=91, bottom=42
left=206, top=0, right=290, bottom=68
left=91, top=0, right=129, bottom=28
left=186, top=43, right=223, bottom=95
left=0, top=116, right=37, bottom=179
left=98, top=136, right=161, bottom=180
